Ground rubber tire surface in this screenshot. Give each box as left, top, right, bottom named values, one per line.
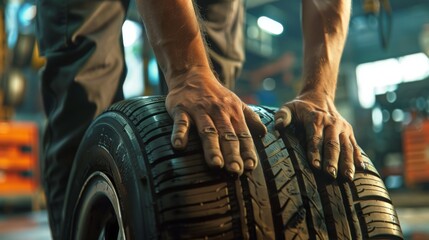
left=62, top=96, right=403, bottom=240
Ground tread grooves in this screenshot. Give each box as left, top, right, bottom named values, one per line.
left=242, top=150, right=276, bottom=240
left=283, top=138, right=322, bottom=240
left=240, top=175, right=257, bottom=239
left=255, top=137, right=284, bottom=240
left=315, top=178, right=340, bottom=240
left=339, top=182, right=361, bottom=240
left=96, top=97, right=403, bottom=239
left=350, top=168, right=402, bottom=239
left=149, top=149, right=202, bottom=167
left=227, top=178, right=244, bottom=239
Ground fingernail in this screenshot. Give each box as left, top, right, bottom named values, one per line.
left=327, top=166, right=337, bottom=178
left=229, top=162, right=241, bottom=172
left=212, top=156, right=222, bottom=167
left=245, top=159, right=255, bottom=169
left=275, top=118, right=284, bottom=126
left=345, top=169, right=354, bottom=181
left=313, top=159, right=321, bottom=169
left=360, top=162, right=366, bottom=170
left=174, top=139, right=182, bottom=148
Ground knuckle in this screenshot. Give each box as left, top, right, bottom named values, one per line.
left=339, top=121, right=350, bottom=130
left=172, top=104, right=189, bottom=116
left=175, top=119, right=188, bottom=127
left=230, top=114, right=243, bottom=124
left=308, top=145, right=319, bottom=154
left=196, top=100, right=223, bottom=113
left=222, top=132, right=238, bottom=141
left=172, top=132, right=183, bottom=139
left=211, top=102, right=225, bottom=113
left=173, top=103, right=186, bottom=110
left=309, top=135, right=323, bottom=146
left=308, top=136, right=322, bottom=153
left=173, top=128, right=187, bottom=135
left=193, top=103, right=206, bottom=113
left=311, top=111, right=324, bottom=124
left=344, top=121, right=352, bottom=129
left=339, top=131, right=348, bottom=140
left=215, top=118, right=234, bottom=130
left=238, top=132, right=252, bottom=139
left=329, top=116, right=338, bottom=125
left=326, top=140, right=340, bottom=151
left=199, top=126, right=218, bottom=138
left=341, top=142, right=354, bottom=152
left=345, top=156, right=354, bottom=164
left=352, top=142, right=361, bottom=152
left=223, top=95, right=240, bottom=105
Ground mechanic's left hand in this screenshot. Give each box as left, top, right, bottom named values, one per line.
left=274, top=91, right=365, bottom=181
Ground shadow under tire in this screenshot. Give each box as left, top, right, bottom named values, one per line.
left=62, top=96, right=403, bottom=240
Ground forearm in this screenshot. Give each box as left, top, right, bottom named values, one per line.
left=136, top=0, right=212, bottom=90
left=277, top=0, right=364, bottom=181
left=301, top=0, right=351, bottom=100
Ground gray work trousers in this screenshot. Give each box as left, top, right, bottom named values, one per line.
left=35, top=0, right=244, bottom=239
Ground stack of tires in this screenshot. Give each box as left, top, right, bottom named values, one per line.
left=62, top=96, right=403, bottom=240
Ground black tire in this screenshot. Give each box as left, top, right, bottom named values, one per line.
left=62, top=96, right=403, bottom=240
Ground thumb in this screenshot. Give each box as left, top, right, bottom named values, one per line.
left=275, top=105, right=292, bottom=129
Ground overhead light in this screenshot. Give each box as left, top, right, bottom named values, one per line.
left=122, top=20, right=142, bottom=47
left=372, top=107, right=383, bottom=132
left=257, top=16, right=284, bottom=35
left=262, top=78, right=276, bottom=91
left=356, top=52, right=429, bottom=109
left=18, top=3, right=36, bottom=27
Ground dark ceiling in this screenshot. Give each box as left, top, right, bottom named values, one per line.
left=245, top=0, right=429, bottom=65
left=346, top=0, right=429, bottom=63
left=127, top=0, right=429, bottom=66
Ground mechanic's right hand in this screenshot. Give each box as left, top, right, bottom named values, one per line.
left=165, top=68, right=267, bottom=176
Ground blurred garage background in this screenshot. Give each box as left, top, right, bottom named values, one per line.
left=0, top=0, right=429, bottom=239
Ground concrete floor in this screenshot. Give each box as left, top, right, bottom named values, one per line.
left=0, top=211, right=51, bottom=240
left=397, top=208, right=429, bottom=239
left=0, top=207, right=428, bottom=240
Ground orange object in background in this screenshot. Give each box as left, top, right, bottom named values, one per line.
left=403, top=119, right=429, bottom=187
left=0, top=122, right=39, bottom=201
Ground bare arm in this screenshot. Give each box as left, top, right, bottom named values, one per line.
left=276, top=0, right=365, bottom=180
left=136, top=0, right=211, bottom=88
left=301, top=0, right=350, bottom=98
left=136, top=0, right=266, bottom=175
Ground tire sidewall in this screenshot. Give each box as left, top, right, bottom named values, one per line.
left=62, top=112, right=156, bottom=240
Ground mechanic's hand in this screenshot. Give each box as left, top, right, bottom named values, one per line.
left=166, top=70, right=267, bottom=176
left=274, top=91, right=365, bottom=181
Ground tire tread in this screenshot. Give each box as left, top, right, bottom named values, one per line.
left=98, top=97, right=403, bottom=239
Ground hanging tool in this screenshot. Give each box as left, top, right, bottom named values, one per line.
left=362, top=0, right=392, bottom=50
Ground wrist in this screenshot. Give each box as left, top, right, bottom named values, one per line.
left=166, top=66, right=219, bottom=91
left=300, top=83, right=336, bottom=101
left=296, top=90, right=336, bottom=110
